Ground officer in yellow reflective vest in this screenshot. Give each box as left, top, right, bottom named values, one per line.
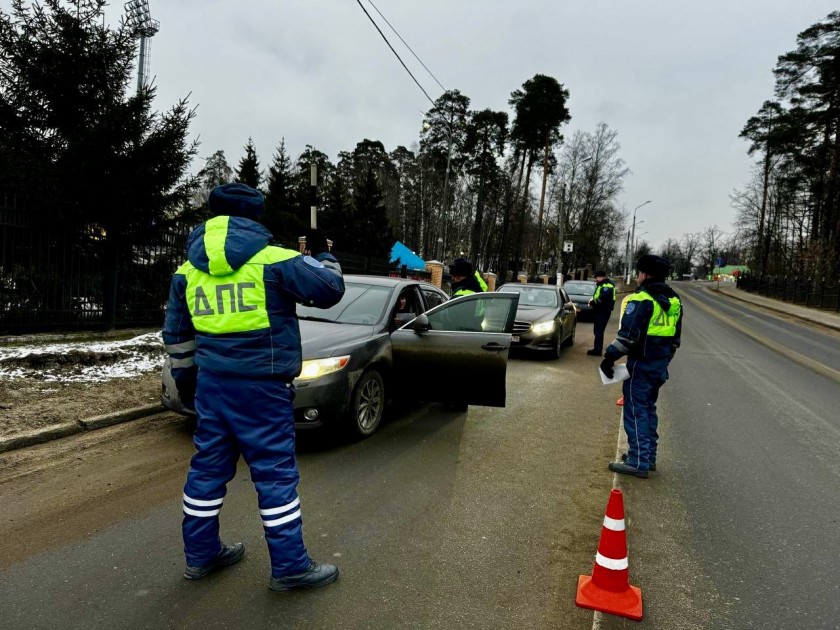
left=600, top=255, right=682, bottom=478
left=163, top=183, right=345, bottom=591
left=449, top=257, right=487, bottom=297
left=586, top=270, right=616, bottom=356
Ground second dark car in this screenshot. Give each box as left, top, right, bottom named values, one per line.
left=496, top=283, right=577, bottom=358
left=562, top=280, right=598, bottom=320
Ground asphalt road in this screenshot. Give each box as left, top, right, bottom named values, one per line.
left=0, top=331, right=623, bottom=630
left=599, top=283, right=840, bottom=630
left=2, top=286, right=838, bottom=630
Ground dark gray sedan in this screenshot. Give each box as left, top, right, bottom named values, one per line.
left=162, top=275, right=519, bottom=438
left=497, top=283, right=577, bottom=358
left=562, top=280, right=598, bottom=320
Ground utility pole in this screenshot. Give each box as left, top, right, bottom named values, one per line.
left=309, top=163, right=318, bottom=229
left=556, top=182, right=567, bottom=286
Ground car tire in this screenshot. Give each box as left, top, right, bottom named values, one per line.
left=348, top=368, right=386, bottom=438
left=552, top=331, right=564, bottom=360
left=562, top=322, right=576, bottom=348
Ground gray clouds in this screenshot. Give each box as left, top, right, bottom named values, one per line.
left=12, top=0, right=840, bottom=247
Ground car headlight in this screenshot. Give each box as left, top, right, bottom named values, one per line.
left=298, top=356, right=350, bottom=381
left=531, top=320, right=555, bottom=335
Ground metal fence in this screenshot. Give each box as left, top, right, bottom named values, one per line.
left=1, top=209, right=396, bottom=334
left=736, top=275, right=840, bottom=312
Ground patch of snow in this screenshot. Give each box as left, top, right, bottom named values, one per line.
left=0, top=332, right=165, bottom=383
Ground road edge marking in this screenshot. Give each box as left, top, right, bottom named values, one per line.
left=682, top=290, right=840, bottom=385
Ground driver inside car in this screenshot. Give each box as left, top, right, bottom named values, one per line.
left=391, top=292, right=418, bottom=331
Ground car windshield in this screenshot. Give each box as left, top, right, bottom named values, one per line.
left=563, top=282, right=596, bottom=296
left=499, top=286, right=558, bottom=308
left=297, top=282, right=392, bottom=325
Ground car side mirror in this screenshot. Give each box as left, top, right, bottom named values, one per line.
left=413, top=313, right=430, bottom=333
left=393, top=312, right=415, bottom=328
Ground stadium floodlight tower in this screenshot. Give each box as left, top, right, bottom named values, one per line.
left=124, top=0, right=160, bottom=93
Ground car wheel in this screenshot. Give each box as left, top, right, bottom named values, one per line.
left=552, top=332, right=563, bottom=360
left=562, top=322, right=576, bottom=348
left=349, top=369, right=385, bottom=437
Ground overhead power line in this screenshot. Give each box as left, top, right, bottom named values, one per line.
left=365, top=0, right=446, bottom=93
left=353, top=0, right=436, bottom=106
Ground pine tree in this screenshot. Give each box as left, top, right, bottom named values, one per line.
left=236, top=137, right=261, bottom=189
left=0, top=0, right=197, bottom=326
left=263, top=138, right=300, bottom=245
left=352, top=166, right=393, bottom=258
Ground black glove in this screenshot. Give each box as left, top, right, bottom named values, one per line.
left=304, top=228, right=329, bottom=257
left=600, top=358, right=615, bottom=379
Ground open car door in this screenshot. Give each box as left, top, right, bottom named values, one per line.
left=390, top=293, right=519, bottom=407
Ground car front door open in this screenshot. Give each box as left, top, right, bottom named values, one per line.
left=390, top=293, right=519, bottom=407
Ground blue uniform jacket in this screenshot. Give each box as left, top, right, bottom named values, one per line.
left=162, top=216, right=344, bottom=383
left=605, top=281, right=682, bottom=361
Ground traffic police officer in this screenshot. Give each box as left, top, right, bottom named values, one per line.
left=162, top=183, right=345, bottom=590
left=586, top=270, right=615, bottom=356
left=449, top=257, right=487, bottom=296
left=600, top=255, right=682, bottom=478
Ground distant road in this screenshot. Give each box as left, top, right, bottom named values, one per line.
left=600, top=282, right=840, bottom=630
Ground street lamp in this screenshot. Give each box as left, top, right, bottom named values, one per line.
left=625, top=200, right=651, bottom=284
left=632, top=230, right=649, bottom=262
left=556, top=155, right=593, bottom=285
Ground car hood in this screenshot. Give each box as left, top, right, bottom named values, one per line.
left=299, top=320, right=376, bottom=359
left=514, top=306, right=557, bottom=322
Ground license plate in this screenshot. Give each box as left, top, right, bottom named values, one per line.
left=511, top=335, right=520, bottom=343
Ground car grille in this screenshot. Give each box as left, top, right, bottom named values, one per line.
left=513, top=320, right=532, bottom=334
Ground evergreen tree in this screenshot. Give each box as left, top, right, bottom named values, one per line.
left=0, top=0, right=196, bottom=230
left=465, top=109, right=508, bottom=263
left=190, top=150, right=232, bottom=219
left=352, top=165, right=393, bottom=258
left=0, top=0, right=196, bottom=326
left=263, top=138, right=299, bottom=245
left=507, top=74, right=571, bottom=278
left=236, top=137, right=261, bottom=189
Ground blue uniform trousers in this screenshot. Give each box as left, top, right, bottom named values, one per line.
left=182, top=370, right=310, bottom=577
left=622, top=357, right=669, bottom=471
left=592, top=310, right=611, bottom=353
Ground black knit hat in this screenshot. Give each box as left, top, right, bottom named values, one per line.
left=208, top=183, right=264, bottom=220
left=593, top=270, right=606, bottom=278
left=635, top=254, right=671, bottom=279
left=449, top=257, right=474, bottom=278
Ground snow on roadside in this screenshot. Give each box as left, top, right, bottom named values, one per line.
left=0, top=332, right=165, bottom=382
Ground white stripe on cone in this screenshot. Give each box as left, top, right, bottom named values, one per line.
left=603, top=516, right=625, bottom=531
left=595, top=552, right=629, bottom=571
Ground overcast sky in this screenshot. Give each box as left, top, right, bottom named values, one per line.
left=17, top=1, right=840, bottom=249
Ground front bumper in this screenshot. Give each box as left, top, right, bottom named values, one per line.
left=510, top=331, right=557, bottom=352
left=292, top=369, right=359, bottom=429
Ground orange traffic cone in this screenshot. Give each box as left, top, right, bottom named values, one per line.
left=576, top=489, right=643, bottom=620
left=616, top=397, right=624, bottom=406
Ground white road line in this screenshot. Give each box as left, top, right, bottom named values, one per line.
left=591, top=405, right=627, bottom=630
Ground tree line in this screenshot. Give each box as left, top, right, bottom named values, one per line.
left=734, top=10, right=840, bottom=281
left=1, top=0, right=634, bottom=286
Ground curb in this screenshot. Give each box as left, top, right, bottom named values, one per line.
left=0, top=403, right=166, bottom=454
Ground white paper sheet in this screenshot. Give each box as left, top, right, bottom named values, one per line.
left=599, top=363, right=630, bottom=385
